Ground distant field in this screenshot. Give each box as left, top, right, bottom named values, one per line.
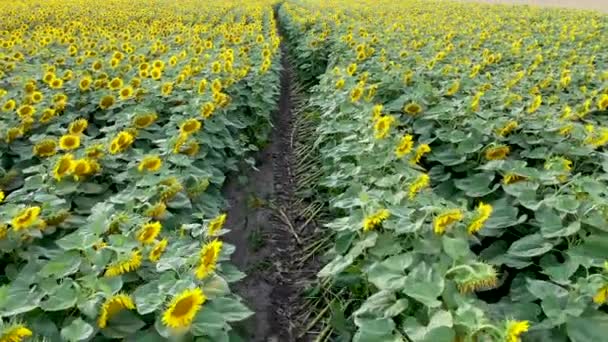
left=473, top=0, right=608, bottom=12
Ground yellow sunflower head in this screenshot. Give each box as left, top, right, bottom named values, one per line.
left=68, top=118, right=88, bottom=135
left=162, top=288, right=206, bottom=329
left=33, top=138, right=57, bottom=157
left=59, top=134, right=81, bottom=150
left=132, top=113, right=158, bottom=129
left=136, top=221, right=162, bottom=244
left=138, top=155, right=163, bottom=172
left=180, top=118, right=202, bottom=135
left=99, top=95, right=116, bottom=109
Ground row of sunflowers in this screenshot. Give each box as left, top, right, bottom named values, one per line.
left=0, top=0, right=280, bottom=340
left=280, top=0, right=608, bottom=341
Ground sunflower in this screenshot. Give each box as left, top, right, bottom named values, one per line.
left=350, top=86, right=363, bottom=103
left=16, top=105, right=35, bottom=118
left=362, top=209, right=390, bottom=231
left=153, top=60, right=165, bottom=70
left=0, top=191, right=4, bottom=203
left=39, top=108, right=56, bottom=123
left=598, top=94, right=608, bottom=111
left=467, top=202, right=493, bottom=234
left=79, top=76, right=92, bottom=91
left=0, top=324, right=32, bottom=342
left=31, top=91, right=43, bottom=103
left=50, top=78, right=63, bottom=89
left=446, top=80, right=460, bottom=96
left=410, top=144, right=431, bottom=164
left=72, top=159, right=92, bottom=180
left=200, top=102, right=215, bottom=119
left=118, top=86, right=134, bottom=100
left=198, top=79, right=208, bottom=94
left=395, top=134, right=414, bottom=158
left=109, top=131, right=135, bottom=154
left=485, top=145, right=510, bottom=160
left=182, top=140, right=200, bottom=156
left=5, top=127, right=23, bottom=143
left=526, top=95, right=542, bottom=114
left=132, top=113, right=158, bottom=128
left=98, top=294, right=135, bottom=328
left=403, top=102, right=423, bottom=115
left=24, top=81, right=36, bottom=93
left=504, top=320, right=529, bottom=342
left=43, top=71, right=55, bottom=83
left=33, top=138, right=57, bottom=157
left=594, top=285, right=608, bottom=305
left=59, top=134, right=81, bottom=150
left=99, top=95, right=116, bottom=109
left=108, top=77, right=124, bottom=90
left=433, top=209, right=463, bottom=234
left=211, top=61, right=222, bottom=73
left=150, top=68, right=162, bottom=80
left=138, top=155, right=163, bottom=172
left=137, top=221, right=162, bottom=244
left=149, top=238, right=168, bottom=262
left=211, top=79, right=222, bottom=93
left=195, top=239, right=223, bottom=279
left=179, top=118, right=202, bottom=135
left=86, top=144, right=105, bottom=159
left=53, top=154, right=74, bottom=181
left=145, top=201, right=167, bottom=219
left=161, top=82, right=173, bottom=96
left=104, top=249, right=142, bottom=277
left=208, top=213, right=227, bottom=236
left=162, top=288, right=206, bottom=329
left=346, top=63, right=357, bottom=76
left=2, top=99, right=16, bottom=112
left=68, top=118, right=88, bottom=135
left=373, top=115, right=395, bottom=139
left=335, top=78, right=345, bottom=89
left=11, top=206, right=41, bottom=231
left=497, top=121, right=518, bottom=137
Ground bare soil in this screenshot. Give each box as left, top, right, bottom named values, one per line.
left=470, top=0, right=608, bottom=12
left=223, top=29, right=315, bottom=341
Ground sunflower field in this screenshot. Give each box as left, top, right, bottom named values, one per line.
left=0, top=0, right=280, bottom=340
left=280, top=0, right=608, bottom=341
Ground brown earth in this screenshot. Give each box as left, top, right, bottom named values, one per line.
left=470, top=0, right=608, bottom=12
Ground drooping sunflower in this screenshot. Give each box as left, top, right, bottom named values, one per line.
left=39, top=108, right=56, bottom=123
left=104, top=249, right=142, bottom=277
left=467, top=202, right=493, bottom=234
left=149, top=238, right=168, bottom=262
left=485, top=145, right=510, bottom=160
left=0, top=324, right=32, bottom=342
left=108, top=131, right=135, bottom=154
left=208, top=213, right=227, bottom=236
left=136, top=221, right=162, bottom=244
left=97, top=294, right=135, bottom=328
left=362, top=209, right=390, bottom=231
left=504, top=320, right=529, bottom=342
left=59, top=134, right=81, bottom=150
left=162, top=288, right=206, bottom=329
left=72, top=159, right=92, bottom=181
left=138, top=155, right=163, bottom=172
left=403, top=102, right=423, bottom=115
left=433, top=209, right=463, bottom=234
left=11, top=206, right=41, bottom=231
left=33, top=138, right=57, bottom=157
left=410, top=144, right=431, bottom=164
left=145, top=201, right=167, bottom=219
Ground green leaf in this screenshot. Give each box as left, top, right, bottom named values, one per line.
left=201, top=274, right=230, bottom=298
left=60, top=318, right=94, bottom=342
left=454, top=172, right=498, bottom=197
left=39, top=280, right=78, bottom=311
left=508, top=234, right=554, bottom=258
left=191, top=306, right=227, bottom=336
left=102, top=310, right=146, bottom=338
left=207, top=297, right=253, bottom=322
left=567, top=314, right=608, bottom=342
left=442, top=236, right=470, bottom=261
left=526, top=279, right=568, bottom=300
left=402, top=262, right=444, bottom=308
left=367, top=254, right=413, bottom=291
left=133, top=281, right=165, bottom=315
left=39, top=251, right=82, bottom=278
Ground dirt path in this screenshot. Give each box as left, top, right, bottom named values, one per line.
left=469, top=0, right=608, bottom=12
left=222, top=22, right=302, bottom=341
